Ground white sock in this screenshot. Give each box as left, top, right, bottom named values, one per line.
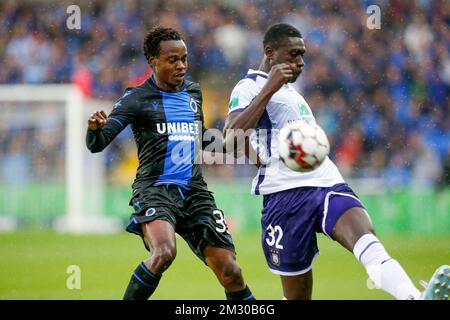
left=353, top=234, right=421, bottom=300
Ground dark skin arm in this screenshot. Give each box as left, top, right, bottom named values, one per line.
left=223, top=63, right=293, bottom=134
left=223, top=62, right=294, bottom=166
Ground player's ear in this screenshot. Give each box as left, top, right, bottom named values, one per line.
left=264, top=46, right=274, bottom=62
left=148, top=56, right=158, bottom=70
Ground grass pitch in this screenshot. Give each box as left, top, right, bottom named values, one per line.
left=0, top=231, right=449, bottom=300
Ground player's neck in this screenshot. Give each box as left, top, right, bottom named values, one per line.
left=151, top=75, right=183, bottom=92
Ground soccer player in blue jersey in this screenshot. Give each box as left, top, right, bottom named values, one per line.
left=224, top=23, right=449, bottom=300
left=86, top=27, right=254, bottom=300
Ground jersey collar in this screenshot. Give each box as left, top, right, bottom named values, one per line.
left=247, top=69, right=268, bottom=79
left=147, top=75, right=186, bottom=92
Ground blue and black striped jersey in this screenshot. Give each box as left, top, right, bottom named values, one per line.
left=86, top=76, right=210, bottom=191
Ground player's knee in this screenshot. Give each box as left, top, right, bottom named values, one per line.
left=220, top=261, right=244, bottom=287
left=151, top=245, right=177, bottom=271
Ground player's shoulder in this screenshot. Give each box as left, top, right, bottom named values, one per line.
left=227, top=73, right=264, bottom=113
left=229, top=77, right=261, bottom=100
left=183, top=79, right=203, bottom=103
left=232, top=72, right=265, bottom=92
left=111, top=81, right=151, bottom=111
left=292, top=87, right=309, bottom=103
left=119, top=83, right=147, bottom=101
left=184, top=79, right=201, bottom=93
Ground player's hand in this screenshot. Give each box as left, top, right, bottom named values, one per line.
left=88, top=110, right=108, bottom=130
left=264, top=63, right=294, bottom=94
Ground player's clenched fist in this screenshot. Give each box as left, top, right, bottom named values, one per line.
left=88, top=110, right=108, bottom=130
left=264, top=63, right=294, bottom=94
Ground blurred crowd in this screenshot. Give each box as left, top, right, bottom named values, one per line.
left=0, top=0, right=449, bottom=188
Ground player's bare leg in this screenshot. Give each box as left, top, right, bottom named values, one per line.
left=123, top=220, right=176, bottom=300
left=141, top=220, right=177, bottom=274
left=332, top=207, right=421, bottom=300
left=204, top=246, right=255, bottom=300
left=280, top=270, right=313, bottom=300
left=331, top=207, right=374, bottom=252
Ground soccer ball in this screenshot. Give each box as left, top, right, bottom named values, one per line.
left=278, top=121, right=330, bottom=172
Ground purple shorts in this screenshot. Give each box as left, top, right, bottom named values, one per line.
left=261, top=183, right=365, bottom=275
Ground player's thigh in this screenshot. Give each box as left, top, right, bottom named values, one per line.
left=280, top=270, right=313, bottom=300
left=331, top=207, right=375, bottom=252
left=126, top=184, right=180, bottom=251
left=141, top=219, right=177, bottom=253
left=178, top=192, right=236, bottom=262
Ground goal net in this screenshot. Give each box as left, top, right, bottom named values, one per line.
left=0, top=84, right=121, bottom=233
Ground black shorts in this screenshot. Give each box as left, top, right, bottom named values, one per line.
left=125, top=183, right=235, bottom=262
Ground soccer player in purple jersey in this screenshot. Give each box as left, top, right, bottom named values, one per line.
left=224, top=23, right=449, bottom=300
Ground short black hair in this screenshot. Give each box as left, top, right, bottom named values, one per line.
left=143, top=26, right=184, bottom=61
left=263, top=23, right=302, bottom=49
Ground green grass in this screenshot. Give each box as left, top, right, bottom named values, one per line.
left=0, top=231, right=449, bottom=300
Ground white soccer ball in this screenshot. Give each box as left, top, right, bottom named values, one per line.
left=278, top=121, right=330, bottom=172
